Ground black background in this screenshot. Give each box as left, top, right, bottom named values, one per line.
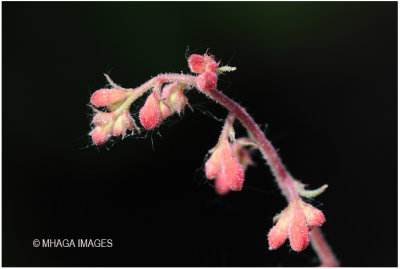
left=3, top=2, right=397, bottom=267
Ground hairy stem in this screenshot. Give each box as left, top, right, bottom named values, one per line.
left=310, top=228, right=339, bottom=267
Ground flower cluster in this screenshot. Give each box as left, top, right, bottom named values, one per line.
left=139, top=82, right=191, bottom=130
left=268, top=199, right=326, bottom=252
left=87, top=53, right=335, bottom=264
left=188, top=54, right=219, bottom=91
left=204, top=116, right=255, bottom=195
left=89, top=88, right=140, bottom=145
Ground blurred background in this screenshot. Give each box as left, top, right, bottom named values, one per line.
left=3, top=2, right=397, bottom=266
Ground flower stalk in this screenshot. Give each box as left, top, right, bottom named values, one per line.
left=88, top=53, right=338, bottom=266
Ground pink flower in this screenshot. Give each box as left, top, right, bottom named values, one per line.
left=90, top=88, right=129, bottom=107
left=91, top=109, right=116, bottom=126
left=197, top=71, right=217, bottom=91
left=91, top=124, right=114, bottom=146
left=205, top=139, right=245, bottom=195
left=160, top=83, right=189, bottom=118
left=188, top=53, right=220, bottom=74
left=90, top=106, right=139, bottom=145
left=139, top=91, right=162, bottom=130
left=112, top=110, right=135, bottom=137
left=268, top=200, right=326, bottom=252
left=188, top=54, right=206, bottom=73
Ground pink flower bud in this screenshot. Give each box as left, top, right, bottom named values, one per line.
left=204, top=54, right=219, bottom=73
left=91, top=111, right=116, bottom=126
left=268, top=207, right=291, bottom=250
left=188, top=54, right=205, bottom=73
left=289, top=202, right=310, bottom=252
left=160, top=83, right=189, bottom=118
left=139, top=92, right=162, bottom=130
left=112, top=110, right=135, bottom=137
left=91, top=124, right=113, bottom=145
left=196, top=71, right=217, bottom=91
left=299, top=201, right=326, bottom=228
left=206, top=60, right=219, bottom=73
left=205, top=139, right=245, bottom=195
left=90, top=89, right=128, bottom=107
left=205, top=146, right=222, bottom=180
left=268, top=200, right=325, bottom=252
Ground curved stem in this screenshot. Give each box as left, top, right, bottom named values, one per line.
left=115, top=72, right=337, bottom=266
left=200, top=87, right=294, bottom=200
left=197, top=86, right=338, bottom=267
left=310, top=228, right=339, bottom=267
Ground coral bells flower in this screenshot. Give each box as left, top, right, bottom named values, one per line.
left=197, top=71, right=217, bottom=91
left=205, top=139, right=245, bottom=195
left=188, top=54, right=205, bottom=73
left=160, top=82, right=190, bottom=118
left=188, top=53, right=220, bottom=74
left=113, top=110, right=136, bottom=137
left=268, top=200, right=326, bottom=252
left=90, top=105, right=139, bottom=145
left=139, top=91, right=163, bottom=130
left=91, top=123, right=114, bottom=146
left=90, top=88, right=129, bottom=107
left=91, top=108, right=116, bottom=126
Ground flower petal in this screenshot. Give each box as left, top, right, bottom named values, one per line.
left=139, top=92, right=162, bottom=130
left=300, top=202, right=326, bottom=228
left=289, top=202, right=310, bottom=252
left=268, top=207, right=291, bottom=250
left=219, top=140, right=244, bottom=191
left=90, top=89, right=128, bottom=107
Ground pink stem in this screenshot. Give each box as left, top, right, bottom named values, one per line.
left=125, top=73, right=337, bottom=266
left=198, top=85, right=338, bottom=267
left=310, top=228, right=339, bottom=267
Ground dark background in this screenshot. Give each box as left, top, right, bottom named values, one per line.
left=3, top=2, right=397, bottom=267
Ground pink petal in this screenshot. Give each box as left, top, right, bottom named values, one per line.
left=90, top=89, right=128, bottom=107
left=289, top=202, right=310, bottom=252
left=268, top=208, right=291, bottom=250
left=139, top=92, right=161, bottom=130
left=300, top=202, right=326, bottom=228
left=205, top=147, right=222, bottom=180
left=219, top=140, right=244, bottom=191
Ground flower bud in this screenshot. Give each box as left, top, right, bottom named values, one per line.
left=205, top=139, right=245, bottom=195
left=188, top=54, right=205, bottom=73
left=91, top=111, right=115, bottom=126
left=90, top=89, right=128, bottom=107
left=196, top=71, right=217, bottom=91
left=160, top=83, right=189, bottom=118
left=299, top=201, right=326, bottom=228
left=113, top=110, right=134, bottom=137
left=139, top=92, right=162, bottom=130
left=289, top=202, right=310, bottom=252
left=268, top=200, right=325, bottom=252
left=268, top=207, right=291, bottom=250
left=91, top=123, right=113, bottom=145
left=204, top=54, right=219, bottom=73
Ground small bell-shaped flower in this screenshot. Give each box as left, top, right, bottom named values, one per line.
left=188, top=53, right=220, bottom=74
left=268, top=200, right=326, bottom=252
left=160, top=82, right=190, bottom=118
left=112, top=110, right=138, bottom=137
left=90, top=88, right=129, bottom=107
left=139, top=91, right=163, bottom=130
left=91, top=123, right=114, bottom=146
left=205, top=138, right=245, bottom=195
